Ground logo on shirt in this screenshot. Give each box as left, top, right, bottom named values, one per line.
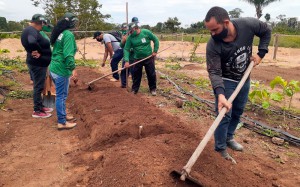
left=227, top=45, right=251, bottom=73
left=58, top=33, right=64, bottom=41
left=141, top=38, right=146, bottom=43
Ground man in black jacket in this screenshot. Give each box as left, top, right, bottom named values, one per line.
left=205, top=6, right=271, bottom=161
left=21, top=14, right=53, bottom=118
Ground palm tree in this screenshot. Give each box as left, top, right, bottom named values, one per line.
left=241, top=0, right=280, bottom=19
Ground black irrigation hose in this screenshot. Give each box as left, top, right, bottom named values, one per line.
left=157, top=70, right=300, bottom=147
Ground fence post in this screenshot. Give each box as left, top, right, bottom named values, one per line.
left=160, top=35, right=163, bottom=40
left=273, top=34, right=279, bottom=60
left=182, top=33, right=184, bottom=42
left=192, top=36, right=194, bottom=42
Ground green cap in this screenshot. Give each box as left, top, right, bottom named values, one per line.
left=31, top=14, right=46, bottom=23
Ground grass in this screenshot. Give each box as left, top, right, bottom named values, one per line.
left=157, top=33, right=300, bottom=48
left=8, top=90, right=33, bottom=99
left=165, top=63, right=181, bottom=70
left=75, top=59, right=98, bottom=68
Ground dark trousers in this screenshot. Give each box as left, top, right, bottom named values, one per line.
left=132, top=57, right=156, bottom=93
left=214, top=78, right=250, bottom=151
left=120, top=60, right=133, bottom=87
left=110, top=48, right=123, bottom=80
left=27, top=64, right=47, bottom=112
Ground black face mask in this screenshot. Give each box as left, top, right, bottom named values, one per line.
left=211, top=26, right=228, bottom=42
left=96, top=38, right=103, bottom=42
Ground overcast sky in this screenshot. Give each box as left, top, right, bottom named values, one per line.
left=1, top=0, right=299, bottom=27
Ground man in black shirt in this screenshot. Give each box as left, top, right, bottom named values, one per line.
left=205, top=7, right=271, bottom=161
left=21, top=14, right=53, bottom=118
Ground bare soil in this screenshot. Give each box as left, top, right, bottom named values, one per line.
left=0, top=38, right=299, bottom=186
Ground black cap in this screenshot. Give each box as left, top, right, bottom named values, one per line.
left=93, top=31, right=102, bottom=39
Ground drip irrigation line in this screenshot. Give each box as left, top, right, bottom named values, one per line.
left=158, top=70, right=300, bottom=120
left=241, top=116, right=300, bottom=146
left=157, top=70, right=300, bottom=146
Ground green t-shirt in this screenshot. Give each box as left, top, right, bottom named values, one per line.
left=50, top=30, right=77, bottom=77
left=124, top=29, right=159, bottom=62
left=40, top=31, right=50, bottom=41
left=120, top=38, right=134, bottom=62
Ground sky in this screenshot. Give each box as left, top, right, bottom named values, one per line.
left=0, top=0, right=300, bottom=27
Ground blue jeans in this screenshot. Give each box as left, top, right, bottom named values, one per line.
left=50, top=72, right=70, bottom=124
left=111, top=48, right=123, bottom=80
left=214, top=78, right=250, bottom=151
left=27, top=64, right=47, bottom=112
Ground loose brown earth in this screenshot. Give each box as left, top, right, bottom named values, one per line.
left=0, top=39, right=299, bottom=186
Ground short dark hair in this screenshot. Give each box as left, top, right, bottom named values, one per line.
left=205, top=6, right=230, bottom=23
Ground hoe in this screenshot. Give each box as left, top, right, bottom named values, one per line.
left=171, top=61, right=255, bottom=186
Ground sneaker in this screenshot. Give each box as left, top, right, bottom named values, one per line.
left=227, top=139, right=244, bottom=151
left=219, top=150, right=237, bottom=164
left=42, top=107, right=54, bottom=113
left=132, top=90, right=138, bottom=94
left=150, top=90, right=157, bottom=96
left=57, top=121, right=77, bottom=130
left=32, top=111, right=52, bottom=118
left=121, top=85, right=126, bottom=88
left=109, top=78, right=119, bottom=82
left=66, top=115, right=75, bottom=121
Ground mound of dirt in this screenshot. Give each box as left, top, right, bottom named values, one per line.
left=63, top=67, right=290, bottom=187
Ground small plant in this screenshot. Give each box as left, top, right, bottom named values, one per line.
left=165, top=63, right=181, bottom=70
left=189, top=35, right=203, bottom=62
left=270, top=76, right=300, bottom=110
left=270, top=76, right=300, bottom=120
left=261, top=129, right=279, bottom=137
left=0, top=49, right=10, bottom=54
left=248, top=81, right=271, bottom=109
left=75, top=59, right=98, bottom=68
left=8, top=90, right=33, bottom=99
left=194, top=77, right=210, bottom=88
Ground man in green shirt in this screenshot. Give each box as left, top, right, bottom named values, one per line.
left=124, top=22, right=159, bottom=95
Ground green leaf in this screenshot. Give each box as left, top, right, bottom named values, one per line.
left=285, top=88, right=293, bottom=97
left=262, top=101, right=270, bottom=109
left=270, top=92, right=283, bottom=101
left=270, top=76, right=287, bottom=89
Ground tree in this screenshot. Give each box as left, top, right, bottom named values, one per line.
left=164, top=17, right=181, bottom=33
left=287, top=17, right=298, bottom=28
left=152, top=22, right=164, bottom=33
left=240, top=0, right=280, bottom=19
left=0, top=17, right=8, bottom=31
left=7, top=21, right=23, bottom=31
left=31, top=0, right=111, bottom=31
left=264, top=13, right=271, bottom=22
left=141, top=25, right=151, bottom=30
left=228, top=8, right=243, bottom=18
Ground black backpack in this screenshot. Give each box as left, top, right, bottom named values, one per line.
left=108, top=31, right=122, bottom=42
